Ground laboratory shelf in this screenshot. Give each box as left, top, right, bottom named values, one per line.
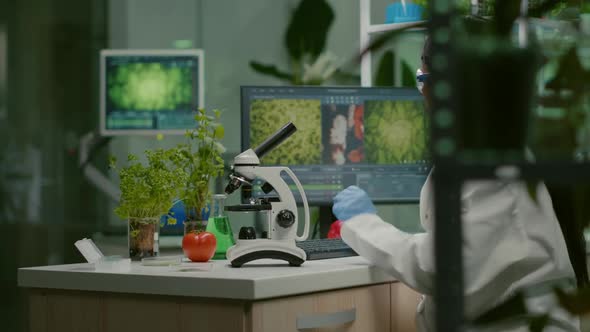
left=359, top=0, right=426, bottom=86
left=367, top=21, right=426, bottom=34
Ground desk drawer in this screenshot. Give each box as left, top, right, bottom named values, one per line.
left=249, top=284, right=390, bottom=332
left=391, top=282, right=420, bottom=332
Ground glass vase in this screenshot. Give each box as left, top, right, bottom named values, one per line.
left=184, top=219, right=207, bottom=235
left=128, top=217, right=159, bottom=260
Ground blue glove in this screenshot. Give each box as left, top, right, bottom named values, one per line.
left=332, top=186, right=377, bottom=221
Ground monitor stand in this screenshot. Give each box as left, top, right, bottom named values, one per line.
left=318, top=205, right=337, bottom=238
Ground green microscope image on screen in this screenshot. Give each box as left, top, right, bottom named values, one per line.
left=107, top=63, right=193, bottom=111
left=249, top=99, right=322, bottom=165
left=364, top=100, right=428, bottom=164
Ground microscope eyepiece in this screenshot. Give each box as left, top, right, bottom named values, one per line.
left=253, top=122, right=296, bottom=159
left=225, top=122, right=296, bottom=196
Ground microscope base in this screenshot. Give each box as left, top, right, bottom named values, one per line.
left=227, top=239, right=307, bottom=267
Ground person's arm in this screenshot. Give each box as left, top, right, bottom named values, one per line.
left=339, top=180, right=547, bottom=303
left=333, top=185, right=434, bottom=294
left=459, top=181, right=557, bottom=310
left=341, top=214, right=434, bottom=295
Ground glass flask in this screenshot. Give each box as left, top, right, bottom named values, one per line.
left=205, top=194, right=235, bottom=259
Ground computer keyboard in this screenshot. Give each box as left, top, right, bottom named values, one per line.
left=296, top=238, right=358, bottom=260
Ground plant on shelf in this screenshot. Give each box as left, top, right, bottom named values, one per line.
left=110, top=149, right=188, bottom=260
left=249, top=0, right=358, bottom=85
left=167, top=109, right=226, bottom=233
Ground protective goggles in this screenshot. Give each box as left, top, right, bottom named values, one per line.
left=416, top=68, right=430, bottom=94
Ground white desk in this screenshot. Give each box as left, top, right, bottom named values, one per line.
left=18, top=256, right=421, bottom=332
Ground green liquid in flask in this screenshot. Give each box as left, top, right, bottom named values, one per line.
left=206, top=194, right=235, bottom=260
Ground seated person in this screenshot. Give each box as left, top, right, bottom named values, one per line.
left=332, top=37, right=580, bottom=332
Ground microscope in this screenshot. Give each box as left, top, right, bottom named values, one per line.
left=224, top=122, right=310, bottom=267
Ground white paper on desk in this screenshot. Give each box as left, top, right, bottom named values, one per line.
left=170, top=262, right=214, bottom=272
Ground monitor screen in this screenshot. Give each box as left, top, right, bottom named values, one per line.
left=241, top=86, right=431, bottom=205
left=100, top=49, right=204, bottom=136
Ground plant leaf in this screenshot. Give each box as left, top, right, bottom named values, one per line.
left=249, top=61, right=294, bottom=82
left=214, top=125, right=225, bottom=139
left=374, top=50, right=395, bottom=86
left=285, top=0, right=334, bottom=60
left=401, top=59, right=416, bottom=87
left=528, top=0, right=568, bottom=18
left=108, top=155, right=117, bottom=169
left=329, top=69, right=360, bottom=84
left=545, top=47, right=590, bottom=100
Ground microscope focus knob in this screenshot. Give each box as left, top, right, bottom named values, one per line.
left=238, top=226, right=257, bottom=240
left=276, top=210, right=295, bottom=228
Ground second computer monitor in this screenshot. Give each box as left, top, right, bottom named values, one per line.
left=241, top=86, right=431, bottom=205
left=100, top=49, right=204, bottom=136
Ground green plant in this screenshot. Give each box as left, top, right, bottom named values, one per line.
left=250, top=0, right=357, bottom=85
left=168, top=109, right=225, bottom=221
left=110, top=149, right=188, bottom=219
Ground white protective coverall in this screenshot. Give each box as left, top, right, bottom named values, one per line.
left=340, top=172, right=580, bottom=331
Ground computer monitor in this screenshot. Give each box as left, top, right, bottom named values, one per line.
left=99, top=49, right=204, bottom=136
left=241, top=86, right=431, bottom=207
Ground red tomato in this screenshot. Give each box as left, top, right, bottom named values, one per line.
left=327, top=220, right=343, bottom=239
left=182, top=231, right=217, bottom=262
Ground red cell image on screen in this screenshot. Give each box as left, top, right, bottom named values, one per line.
left=322, top=103, right=365, bottom=165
